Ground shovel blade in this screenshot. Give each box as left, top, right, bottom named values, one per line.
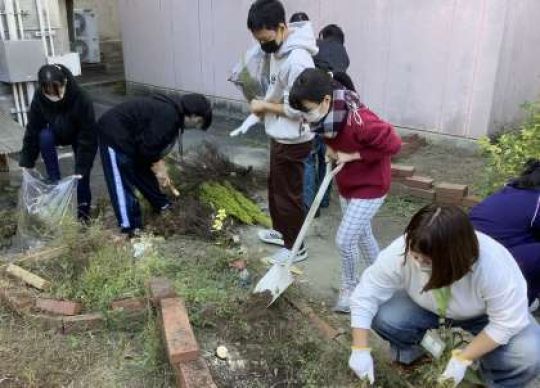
left=253, top=263, right=294, bottom=306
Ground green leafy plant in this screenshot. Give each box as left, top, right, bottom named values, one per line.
left=200, top=181, right=271, bottom=227
left=479, top=101, right=540, bottom=195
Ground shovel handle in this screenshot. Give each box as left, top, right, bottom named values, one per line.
left=287, top=161, right=344, bottom=265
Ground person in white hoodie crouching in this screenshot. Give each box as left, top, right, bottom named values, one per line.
left=246, top=0, right=318, bottom=263
left=349, top=204, right=540, bottom=387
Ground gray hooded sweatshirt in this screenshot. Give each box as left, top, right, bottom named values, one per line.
left=263, top=21, right=318, bottom=144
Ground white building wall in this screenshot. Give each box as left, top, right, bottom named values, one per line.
left=118, top=0, right=540, bottom=139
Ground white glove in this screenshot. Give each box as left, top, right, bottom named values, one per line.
left=230, top=113, right=260, bottom=137
left=349, top=348, right=375, bottom=385
left=74, top=174, right=83, bottom=180
left=440, top=351, right=472, bottom=386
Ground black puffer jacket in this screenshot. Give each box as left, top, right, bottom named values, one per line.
left=97, top=94, right=185, bottom=165
left=313, top=39, right=350, bottom=73
left=19, top=65, right=97, bottom=175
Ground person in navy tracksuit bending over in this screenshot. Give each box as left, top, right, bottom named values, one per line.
left=97, top=93, right=212, bottom=236
left=19, top=64, right=97, bottom=221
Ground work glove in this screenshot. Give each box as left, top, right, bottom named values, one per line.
left=74, top=175, right=83, bottom=180
left=439, top=350, right=472, bottom=387
left=349, top=348, right=375, bottom=385
left=151, top=160, right=171, bottom=189
left=230, top=113, right=260, bottom=137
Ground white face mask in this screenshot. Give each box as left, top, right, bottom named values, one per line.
left=184, top=116, right=204, bottom=129
left=303, top=105, right=326, bottom=123
left=412, top=257, right=433, bottom=274
left=45, top=93, right=63, bottom=102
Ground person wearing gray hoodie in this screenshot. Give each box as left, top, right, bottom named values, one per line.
left=246, top=0, right=318, bottom=263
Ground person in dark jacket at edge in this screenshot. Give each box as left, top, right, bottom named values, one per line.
left=289, top=13, right=352, bottom=217
left=97, top=93, right=212, bottom=237
left=19, top=64, right=98, bottom=221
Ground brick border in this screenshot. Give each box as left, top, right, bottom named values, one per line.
left=391, top=164, right=482, bottom=207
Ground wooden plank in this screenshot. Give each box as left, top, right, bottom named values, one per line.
left=5, top=264, right=50, bottom=290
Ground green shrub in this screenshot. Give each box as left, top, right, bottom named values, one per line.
left=479, top=101, right=540, bottom=195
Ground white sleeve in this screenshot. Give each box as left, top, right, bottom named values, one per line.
left=479, top=243, right=530, bottom=345
left=281, top=50, right=314, bottom=120
left=350, top=237, right=406, bottom=329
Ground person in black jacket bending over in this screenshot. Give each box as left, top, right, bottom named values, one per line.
left=97, top=93, right=212, bottom=236
left=19, top=64, right=98, bottom=221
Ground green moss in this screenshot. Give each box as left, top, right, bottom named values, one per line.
left=200, top=181, right=271, bottom=227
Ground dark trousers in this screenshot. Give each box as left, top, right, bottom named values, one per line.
left=303, top=135, right=331, bottom=211
left=99, top=140, right=170, bottom=234
left=269, top=140, right=312, bottom=249
left=39, top=126, right=94, bottom=219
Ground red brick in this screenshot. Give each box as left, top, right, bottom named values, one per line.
left=407, top=187, right=436, bottom=201
left=36, top=298, right=82, bottom=316
left=462, top=195, right=482, bottom=208
left=175, top=359, right=217, bottom=388
left=62, top=313, right=105, bottom=333
left=404, top=176, right=434, bottom=190
left=391, top=164, right=415, bottom=178
left=435, top=183, right=468, bottom=199
left=0, top=287, right=35, bottom=313
left=111, top=298, right=146, bottom=312
left=148, top=277, right=177, bottom=306
left=161, top=298, right=200, bottom=364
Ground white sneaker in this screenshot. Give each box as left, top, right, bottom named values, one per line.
left=269, top=246, right=308, bottom=264
left=258, top=229, right=285, bottom=246
left=333, top=288, right=353, bottom=313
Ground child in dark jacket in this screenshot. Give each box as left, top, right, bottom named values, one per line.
left=97, top=93, right=212, bottom=236
left=19, top=64, right=97, bottom=220
left=290, top=68, right=402, bottom=312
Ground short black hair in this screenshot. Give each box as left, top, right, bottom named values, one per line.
left=182, top=94, right=213, bottom=130
left=247, top=0, right=286, bottom=32
left=289, top=68, right=334, bottom=112
left=38, top=64, right=67, bottom=97
left=509, top=159, right=540, bottom=190
left=289, top=12, right=309, bottom=23
left=319, top=24, right=345, bottom=44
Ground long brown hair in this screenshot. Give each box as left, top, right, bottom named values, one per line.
left=405, top=204, right=479, bottom=291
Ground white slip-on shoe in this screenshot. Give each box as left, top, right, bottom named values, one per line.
left=333, top=288, right=353, bottom=313
left=258, top=229, right=285, bottom=246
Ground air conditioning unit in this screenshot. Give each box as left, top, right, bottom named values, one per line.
left=73, top=9, right=100, bottom=63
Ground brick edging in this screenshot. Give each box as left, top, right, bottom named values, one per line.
left=391, top=164, right=482, bottom=207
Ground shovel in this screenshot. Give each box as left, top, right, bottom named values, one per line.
left=254, top=160, right=344, bottom=306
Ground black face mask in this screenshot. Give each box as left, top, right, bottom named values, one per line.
left=260, top=40, right=282, bottom=54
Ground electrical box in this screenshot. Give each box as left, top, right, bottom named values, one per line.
left=74, top=9, right=100, bottom=63
left=0, top=40, right=47, bottom=83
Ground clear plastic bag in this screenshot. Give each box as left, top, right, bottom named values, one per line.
left=229, top=44, right=270, bottom=102
left=17, top=169, right=77, bottom=250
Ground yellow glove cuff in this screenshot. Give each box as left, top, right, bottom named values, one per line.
left=351, top=346, right=372, bottom=352
left=452, top=349, right=473, bottom=366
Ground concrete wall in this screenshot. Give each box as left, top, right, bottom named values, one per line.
left=118, top=0, right=540, bottom=139
left=489, top=0, right=540, bottom=133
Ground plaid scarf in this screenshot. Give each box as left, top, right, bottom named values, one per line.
left=311, top=89, right=364, bottom=139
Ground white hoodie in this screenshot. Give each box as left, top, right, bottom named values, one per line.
left=351, top=232, right=532, bottom=345
left=263, top=21, right=318, bottom=144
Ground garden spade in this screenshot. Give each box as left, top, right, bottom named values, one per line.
left=254, top=161, right=344, bottom=306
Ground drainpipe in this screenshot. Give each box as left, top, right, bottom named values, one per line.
left=13, top=0, right=22, bottom=39
left=4, top=0, right=24, bottom=125
left=43, top=0, right=54, bottom=56
left=35, top=0, right=48, bottom=55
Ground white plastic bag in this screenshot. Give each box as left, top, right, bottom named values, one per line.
left=229, top=45, right=270, bottom=102
left=17, top=169, right=77, bottom=249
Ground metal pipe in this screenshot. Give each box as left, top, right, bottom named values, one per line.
left=26, top=82, right=35, bottom=106
left=35, top=0, right=48, bottom=55
left=4, top=0, right=18, bottom=40
left=12, top=84, right=23, bottom=125
left=17, top=82, right=27, bottom=125
left=0, top=5, right=6, bottom=41
left=43, top=0, right=54, bottom=56
left=13, top=0, right=23, bottom=39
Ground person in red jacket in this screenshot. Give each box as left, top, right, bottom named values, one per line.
left=290, top=68, right=402, bottom=312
